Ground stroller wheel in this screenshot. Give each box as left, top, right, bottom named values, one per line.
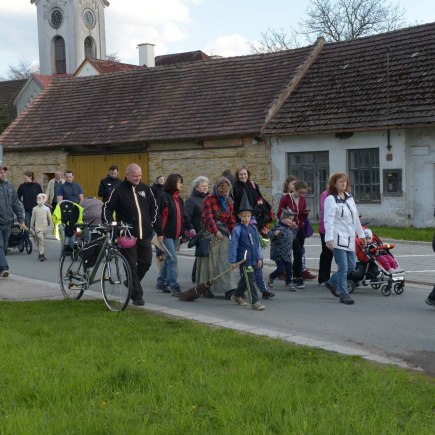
left=394, top=282, right=404, bottom=295
left=381, top=284, right=391, bottom=296
left=18, top=240, right=25, bottom=252
left=371, top=283, right=381, bottom=290
left=347, top=279, right=356, bottom=294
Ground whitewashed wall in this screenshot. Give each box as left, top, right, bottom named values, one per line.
left=270, top=129, right=435, bottom=227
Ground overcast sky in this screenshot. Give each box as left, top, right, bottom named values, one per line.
left=1, top=0, right=435, bottom=78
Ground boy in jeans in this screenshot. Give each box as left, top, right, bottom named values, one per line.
left=229, top=193, right=266, bottom=311
left=268, top=208, right=296, bottom=290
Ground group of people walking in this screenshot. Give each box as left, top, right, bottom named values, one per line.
left=2, top=162, right=434, bottom=308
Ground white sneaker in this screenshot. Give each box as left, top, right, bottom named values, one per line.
left=231, top=295, right=247, bottom=306
left=251, top=301, right=266, bottom=311
left=395, top=268, right=405, bottom=273
left=1, top=270, right=9, bottom=278
left=388, top=269, right=396, bottom=274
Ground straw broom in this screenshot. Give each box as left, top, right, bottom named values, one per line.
left=179, top=251, right=247, bottom=301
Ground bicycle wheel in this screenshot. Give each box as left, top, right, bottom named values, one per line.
left=101, top=251, right=132, bottom=312
left=59, top=253, right=86, bottom=300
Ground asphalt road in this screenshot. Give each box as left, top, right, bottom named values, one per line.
left=5, top=237, right=435, bottom=376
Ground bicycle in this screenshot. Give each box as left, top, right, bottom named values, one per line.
left=59, top=222, right=133, bottom=312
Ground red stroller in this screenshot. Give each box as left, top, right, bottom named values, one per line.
left=347, top=228, right=405, bottom=297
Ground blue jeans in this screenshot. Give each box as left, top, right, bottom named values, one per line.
left=328, top=248, right=356, bottom=297
left=157, top=238, right=180, bottom=290
left=0, top=224, right=11, bottom=271
left=254, top=266, right=268, bottom=292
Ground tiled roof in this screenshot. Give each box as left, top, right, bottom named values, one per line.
left=155, top=50, right=212, bottom=66
left=0, top=79, right=26, bottom=121
left=263, top=22, right=435, bottom=135
left=0, top=46, right=313, bottom=149
left=83, top=58, right=144, bottom=74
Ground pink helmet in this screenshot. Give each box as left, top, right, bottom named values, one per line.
left=118, top=233, right=137, bottom=249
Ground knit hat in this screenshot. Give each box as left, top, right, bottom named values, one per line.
left=238, top=190, right=253, bottom=213
left=280, top=207, right=294, bottom=220
left=364, top=228, right=373, bottom=238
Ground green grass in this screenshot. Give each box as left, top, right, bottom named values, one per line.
left=310, top=223, right=434, bottom=242
left=0, top=301, right=434, bottom=434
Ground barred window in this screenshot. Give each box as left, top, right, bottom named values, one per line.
left=348, top=148, right=380, bottom=202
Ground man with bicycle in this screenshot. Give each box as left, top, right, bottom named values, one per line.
left=102, top=163, right=163, bottom=306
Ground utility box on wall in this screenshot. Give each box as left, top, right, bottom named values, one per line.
left=383, top=169, right=402, bottom=196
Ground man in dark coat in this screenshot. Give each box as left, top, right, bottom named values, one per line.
left=98, top=165, right=121, bottom=202
left=102, top=163, right=162, bottom=306
left=0, top=166, right=25, bottom=277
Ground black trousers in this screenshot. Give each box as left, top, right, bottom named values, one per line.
left=120, top=238, right=152, bottom=301
left=292, top=228, right=305, bottom=279
left=318, top=233, right=334, bottom=284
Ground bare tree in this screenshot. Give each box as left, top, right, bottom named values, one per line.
left=251, top=0, right=406, bottom=53
left=302, top=0, right=406, bottom=42
left=250, top=28, right=300, bottom=54
left=2, top=59, right=39, bottom=81
left=106, top=53, right=121, bottom=62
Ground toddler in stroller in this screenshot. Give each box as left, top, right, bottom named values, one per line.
left=8, top=222, right=32, bottom=254
left=347, top=227, right=405, bottom=296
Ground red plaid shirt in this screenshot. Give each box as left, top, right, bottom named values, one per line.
left=200, top=194, right=235, bottom=234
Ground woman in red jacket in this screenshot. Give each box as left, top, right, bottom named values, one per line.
left=277, top=180, right=309, bottom=289
left=156, top=173, right=189, bottom=297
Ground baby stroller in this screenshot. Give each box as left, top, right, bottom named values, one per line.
left=7, top=222, right=33, bottom=254
left=347, top=230, right=404, bottom=297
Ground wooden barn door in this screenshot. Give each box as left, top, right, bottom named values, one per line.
left=67, top=153, right=148, bottom=198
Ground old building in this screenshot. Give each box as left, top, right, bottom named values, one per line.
left=0, top=41, right=322, bottom=200
left=263, top=22, right=435, bottom=227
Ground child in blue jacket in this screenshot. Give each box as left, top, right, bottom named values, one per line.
left=229, top=194, right=266, bottom=311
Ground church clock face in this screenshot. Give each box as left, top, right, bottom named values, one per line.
left=83, top=9, right=96, bottom=29
left=50, top=8, right=63, bottom=29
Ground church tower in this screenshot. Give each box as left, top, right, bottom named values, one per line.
left=31, top=0, right=109, bottom=75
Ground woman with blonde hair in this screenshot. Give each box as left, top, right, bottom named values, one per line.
left=323, top=172, right=366, bottom=305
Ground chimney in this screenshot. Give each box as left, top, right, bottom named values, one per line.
left=138, top=43, right=155, bottom=67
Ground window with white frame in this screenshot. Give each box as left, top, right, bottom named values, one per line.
left=348, top=148, right=381, bottom=202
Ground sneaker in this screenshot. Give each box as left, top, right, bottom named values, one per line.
left=132, top=298, right=145, bottom=306
left=1, top=270, right=9, bottom=278
left=325, top=281, right=339, bottom=297
left=203, top=289, right=215, bottom=298
left=39, top=254, right=44, bottom=262
left=388, top=269, right=396, bottom=275
left=395, top=268, right=405, bottom=273
left=171, top=287, right=182, bottom=297
left=302, top=270, right=317, bottom=280
left=267, top=275, right=275, bottom=288
left=285, top=282, right=296, bottom=291
left=42, top=255, right=47, bottom=261
left=251, top=301, right=266, bottom=311
left=294, top=278, right=305, bottom=289
left=156, top=283, right=171, bottom=293
left=425, top=297, right=435, bottom=306
left=340, top=294, right=355, bottom=305
left=231, top=295, right=247, bottom=306
left=262, top=290, right=275, bottom=299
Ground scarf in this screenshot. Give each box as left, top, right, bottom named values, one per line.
left=213, top=186, right=228, bottom=212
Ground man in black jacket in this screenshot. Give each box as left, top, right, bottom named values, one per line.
left=102, top=163, right=162, bottom=306
left=98, top=165, right=121, bottom=202
left=0, top=166, right=25, bottom=277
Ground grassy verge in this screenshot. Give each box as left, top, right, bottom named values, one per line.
left=309, top=223, right=434, bottom=242
left=1, top=301, right=434, bottom=434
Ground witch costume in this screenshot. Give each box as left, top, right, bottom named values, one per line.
left=195, top=181, right=238, bottom=296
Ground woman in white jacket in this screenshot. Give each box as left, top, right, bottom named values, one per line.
left=323, top=173, right=366, bottom=305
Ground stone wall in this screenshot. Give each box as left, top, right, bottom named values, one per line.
left=148, top=137, right=272, bottom=201
left=3, top=150, right=67, bottom=190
